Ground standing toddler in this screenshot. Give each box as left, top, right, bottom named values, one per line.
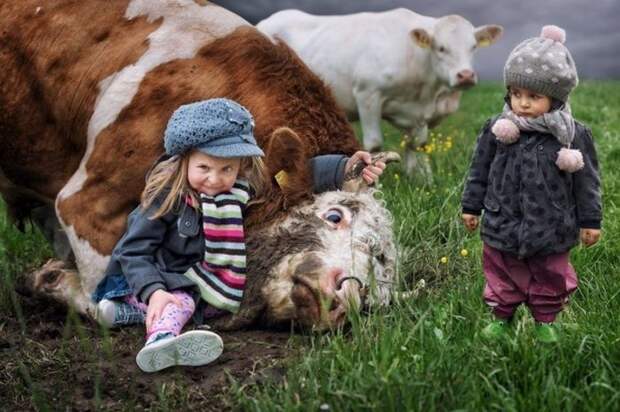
left=461, top=26, right=602, bottom=342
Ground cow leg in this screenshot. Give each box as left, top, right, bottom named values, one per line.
left=30, top=205, right=75, bottom=264
left=403, top=124, right=432, bottom=180
left=49, top=210, right=110, bottom=319
left=353, top=88, right=384, bottom=152
left=46, top=188, right=114, bottom=319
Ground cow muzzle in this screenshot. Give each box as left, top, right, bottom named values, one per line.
left=455, top=69, right=477, bottom=88
left=290, top=260, right=365, bottom=330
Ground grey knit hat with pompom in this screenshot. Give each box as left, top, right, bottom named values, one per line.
left=164, top=98, right=264, bottom=158
left=504, top=25, right=578, bottom=102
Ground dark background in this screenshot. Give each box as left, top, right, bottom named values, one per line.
left=213, top=0, right=620, bottom=80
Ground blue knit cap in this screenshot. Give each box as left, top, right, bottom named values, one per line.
left=164, top=98, right=265, bottom=158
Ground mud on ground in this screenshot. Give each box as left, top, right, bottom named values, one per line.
left=0, top=295, right=296, bottom=410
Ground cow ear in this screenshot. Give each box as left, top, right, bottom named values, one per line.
left=265, top=127, right=307, bottom=176
left=264, top=127, right=312, bottom=196
left=342, top=151, right=401, bottom=193
left=410, top=28, right=432, bottom=49
left=475, top=25, right=503, bottom=47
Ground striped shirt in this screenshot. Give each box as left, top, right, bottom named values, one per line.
left=183, top=179, right=250, bottom=313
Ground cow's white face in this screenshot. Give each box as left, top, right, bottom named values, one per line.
left=412, top=16, right=503, bottom=89
left=256, top=189, right=396, bottom=330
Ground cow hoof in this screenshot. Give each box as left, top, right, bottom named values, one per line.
left=32, top=259, right=69, bottom=292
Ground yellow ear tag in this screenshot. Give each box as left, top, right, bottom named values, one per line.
left=478, top=39, right=491, bottom=48
left=275, top=170, right=289, bottom=188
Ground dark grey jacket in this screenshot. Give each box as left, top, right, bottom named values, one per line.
left=102, top=154, right=349, bottom=303
left=462, top=117, right=602, bottom=258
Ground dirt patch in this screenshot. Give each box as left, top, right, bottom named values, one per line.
left=0, top=295, right=297, bottom=410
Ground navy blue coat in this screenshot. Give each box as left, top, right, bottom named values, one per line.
left=462, top=117, right=602, bottom=258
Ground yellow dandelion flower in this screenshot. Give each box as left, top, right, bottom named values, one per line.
left=460, top=249, right=469, bottom=257
left=400, top=140, right=407, bottom=148
left=440, top=256, right=448, bottom=264
left=394, top=173, right=400, bottom=180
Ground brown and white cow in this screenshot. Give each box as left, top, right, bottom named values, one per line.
left=0, top=0, right=398, bottom=330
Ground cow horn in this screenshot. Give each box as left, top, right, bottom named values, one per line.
left=342, top=151, right=400, bottom=192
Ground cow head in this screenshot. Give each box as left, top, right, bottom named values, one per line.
left=256, top=188, right=396, bottom=331
left=411, top=15, right=503, bottom=89
left=218, top=128, right=398, bottom=331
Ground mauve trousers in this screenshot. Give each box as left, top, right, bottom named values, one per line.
left=482, top=243, right=578, bottom=323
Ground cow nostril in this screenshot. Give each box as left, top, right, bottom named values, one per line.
left=457, top=70, right=475, bottom=83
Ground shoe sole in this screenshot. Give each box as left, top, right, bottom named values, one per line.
left=136, top=330, right=223, bottom=373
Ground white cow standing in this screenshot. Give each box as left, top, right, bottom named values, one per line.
left=258, top=9, right=503, bottom=176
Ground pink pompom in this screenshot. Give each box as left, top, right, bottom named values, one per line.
left=491, top=119, right=520, bottom=144
left=556, top=148, right=584, bottom=172
left=541, top=25, right=566, bottom=44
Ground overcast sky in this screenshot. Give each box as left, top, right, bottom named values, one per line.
left=213, top=0, right=619, bottom=80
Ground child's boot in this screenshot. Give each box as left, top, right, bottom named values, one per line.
left=481, top=319, right=510, bottom=340
left=136, top=330, right=224, bottom=373
left=96, top=299, right=145, bottom=328
left=535, top=323, right=559, bottom=343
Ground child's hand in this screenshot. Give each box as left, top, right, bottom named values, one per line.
left=346, top=151, right=386, bottom=185
left=146, top=289, right=182, bottom=331
left=580, top=228, right=601, bottom=247
left=462, top=213, right=479, bottom=232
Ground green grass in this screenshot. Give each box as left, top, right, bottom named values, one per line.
left=1, top=81, right=620, bottom=410
left=0, top=202, right=52, bottom=322
left=230, top=81, right=620, bottom=411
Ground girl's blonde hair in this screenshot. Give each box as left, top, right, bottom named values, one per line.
left=141, top=151, right=268, bottom=219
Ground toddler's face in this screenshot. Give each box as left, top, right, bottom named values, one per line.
left=187, top=150, right=241, bottom=196
left=509, top=87, right=552, bottom=118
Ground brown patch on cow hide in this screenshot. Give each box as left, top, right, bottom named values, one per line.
left=1, top=1, right=159, bottom=239
left=6, top=6, right=358, bottom=256
left=56, top=25, right=359, bottom=254
left=239, top=212, right=323, bottom=326
left=209, top=211, right=324, bottom=330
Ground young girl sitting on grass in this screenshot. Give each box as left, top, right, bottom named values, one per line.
left=461, top=26, right=602, bottom=343
left=92, top=98, right=385, bottom=372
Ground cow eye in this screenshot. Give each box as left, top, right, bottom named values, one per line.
left=438, top=46, right=446, bottom=53
left=325, top=209, right=343, bottom=224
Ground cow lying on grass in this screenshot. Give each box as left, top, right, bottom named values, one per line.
left=1, top=0, right=399, bottom=330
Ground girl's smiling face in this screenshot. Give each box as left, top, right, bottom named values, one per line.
left=187, top=150, right=241, bottom=196
left=509, top=87, right=552, bottom=118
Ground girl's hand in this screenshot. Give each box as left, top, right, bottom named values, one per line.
left=462, top=213, right=479, bottom=232
left=346, top=151, right=386, bottom=185
left=145, top=289, right=182, bottom=331
left=580, top=228, right=601, bottom=247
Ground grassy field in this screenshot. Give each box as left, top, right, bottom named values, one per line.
left=1, top=81, right=619, bottom=410
left=230, top=81, right=620, bottom=411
